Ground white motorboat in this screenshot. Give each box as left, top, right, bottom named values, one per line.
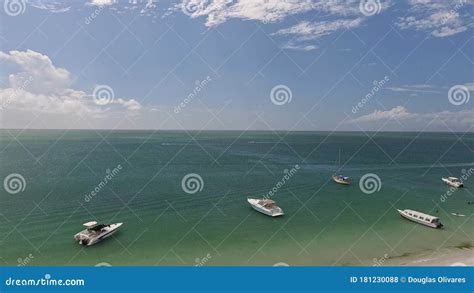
left=397, top=209, right=443, bottom=228
left=442, top=177, right=463, bottom=188
left=247, top=198, right=284, bottom=217
left=332, top=174, right=351, bottom=185
left=74, top=221, right=123, bottom=246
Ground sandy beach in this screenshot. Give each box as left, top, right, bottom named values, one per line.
left=385, top=248, right=474, bottom=266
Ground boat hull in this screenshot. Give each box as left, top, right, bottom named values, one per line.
left=397, top=210, right=442, bottom=229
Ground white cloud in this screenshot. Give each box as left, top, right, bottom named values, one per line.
left=175, top=0, right=320, bottom=27
left=172, top=1, right=392, bottom=50
left=27, top=0, right=71, bottom=13
left=350, top=105, right=474, bottom=130
left=86, top=0, right=116, bottom=7
left=352, top=106, right=412, bottom=123
left=396, top=0, right=473, bottom=37
left=273, top=18, right=364, bottom=40
left=282, top=41, right=318, bottom=51
left=386, top=84, right=441, bottom=94
left=0, top=50, right=141, bottom=123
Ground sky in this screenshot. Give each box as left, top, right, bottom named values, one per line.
left=0, top=0, right=473, bottom=132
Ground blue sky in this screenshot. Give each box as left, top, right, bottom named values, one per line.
left=0, top=0, right=473, bottom=131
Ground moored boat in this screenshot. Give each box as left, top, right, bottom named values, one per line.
left=247, top=198, right=284, bottom=217
left=332, top=174, right=351, bottom=185
left=74, top=221, right=123, bottom=246
left=397, top=209, right=443, bottom=228
left=442, top=177, right=463, bottom=188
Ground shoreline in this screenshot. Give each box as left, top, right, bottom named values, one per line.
left=384, top=247, right=474, bottom=266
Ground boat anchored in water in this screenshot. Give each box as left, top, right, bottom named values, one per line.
left=332, top=175, right=351, bottom=185
left=442, top=177, right=463, bottom=188
left=74, top=221, right=123, bottom=246
left=247, top=198, right=284, bottom=217
left=333, top=149, right=351, bottom=185
left=397, top=209, right=443, bottom=228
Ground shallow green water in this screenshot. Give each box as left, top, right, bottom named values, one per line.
left=0, top=130, right=473, bottom=266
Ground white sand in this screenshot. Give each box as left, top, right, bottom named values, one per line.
left=385, top=248, right=474, bottom=266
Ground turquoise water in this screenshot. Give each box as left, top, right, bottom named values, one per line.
left=0, top=130, right=473, bottom=266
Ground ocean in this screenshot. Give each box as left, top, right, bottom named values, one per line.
left=0, top=130, right=473, bottom=266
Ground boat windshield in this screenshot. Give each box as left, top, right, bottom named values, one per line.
left=88, top=224, right=108, bottom=231
left=263, top=202, right=277, bottom=209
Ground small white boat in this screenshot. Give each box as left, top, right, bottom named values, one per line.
left=451, top=212, right=466, bottom=217
left=247, top=198, right=284, bottom=217
left=332, top=175, right=351, bottom=185
left=442, top=177, right=463, bottom=188
left=74, top=221, right=123, bottom=246
left=397, top=209, right=443, bottom=228
left=332, top=149, right=351, bottom=185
